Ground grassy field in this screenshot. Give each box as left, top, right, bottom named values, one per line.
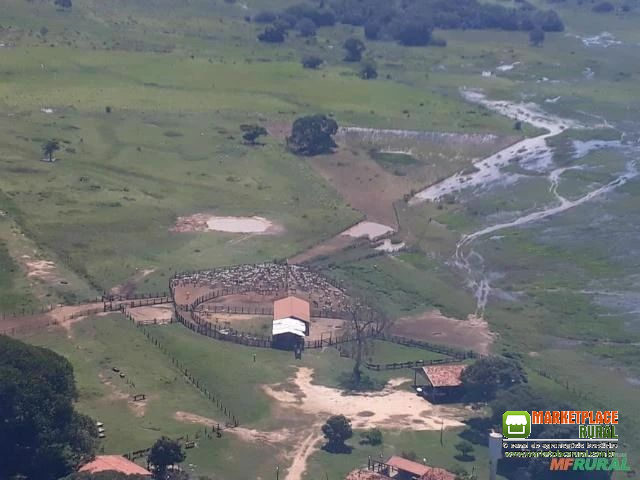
left=24, top=315, right=474, bottom=478
left=304, top=427, right=504, bottom=480
left=5, top=0, right=640, bottom=475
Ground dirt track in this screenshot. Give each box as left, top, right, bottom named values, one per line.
left=263, top=367, right=463, bottom=431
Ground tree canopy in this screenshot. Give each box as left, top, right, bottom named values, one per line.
left=529, top=27, right=545, bottom=46
left=42, top=139, right=60, bottom=161
left=343, top=37, right=366, bottom=62
left=296, top=18, right=317, bottom=37
left=257, top=23, right=287, bottom=43
left=240, top=124, right=268, bottom=145
left=359, top=58, right=378, bottom=79
left=287, top=114, right=338, bottom=156
left=148, top=437, right=185, bottom=478
left=0, top=335, right=97, bottom=480
left=461, top=355, right=526, bottom=400
left=54, top=0, right=72, bottom=9
left=321, top=415, right=353, bottom=452
left=301, top=55, right=323, bottom=69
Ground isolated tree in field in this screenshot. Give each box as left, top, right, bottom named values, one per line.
left=321, top=415, right=353, bottom=452
left=359, top=57, right=378, bottom=79
left=454, top=440, right=475, bottom=461
left=148, top=437, right=185, bottom=479
left=0, top=335, right=97, bottom=480
left=42, top=139, right=60, bottom=162
left=461, top=355, right=526, bottom=400
left=257, top=23, right=287, bottom=43
left=240, top=124, right=268, bottom=145
left=287, top=114, right=338, bottom=156
left=296, top=18, right=317, bottom=37
left=54, top=0, right=72, bottom=9
left=529, top=27, right=545, bottom=47
left=345, top=302, right=388, bottom=386
left=592, top=1, right=615, bottom=13
left=301, top=55, right=323, bottom=69
left=343, top=37, right=365, bottom=62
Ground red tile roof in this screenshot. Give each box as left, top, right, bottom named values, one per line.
left=345, top=469, right=389, bottom=480
left=420, top=467, right=457, bottom=480
left=79, top=455, right=152, bottom=476
left=421, top=364, right=467, bottom=387
left=274, top=295, right=310, bottom=322
left=386, top=456, right=431, bottom=476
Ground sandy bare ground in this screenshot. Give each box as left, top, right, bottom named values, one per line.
left=23, top=257, right=58, bottom=281
left=391, top=310, right=495, bottom=354
left=283, top=429, right=323, bottom=480
left=343, top=221, right=394, bottom=241
left=128, top=305, right=173, bottom=324
left=99, top=373, right=147, bottom=417
left=264, top=368, right=463, bottom=431
left=171, top=213, right=283, bottom=235
left=174, top=411, right=291, bottom=444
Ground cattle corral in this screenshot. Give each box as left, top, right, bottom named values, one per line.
left=171, top=263, right=354, bottom=343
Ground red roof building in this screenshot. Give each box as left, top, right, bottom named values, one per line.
left=273, top=295, right=311, bottom=322
left=79, top=455, right=152, bottom=477
left=420, top=365, right=467, bottom=388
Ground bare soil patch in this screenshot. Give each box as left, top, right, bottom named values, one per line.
left=309, top=148, right=410, bottom=228
left=110, top=268, right=156, bottom=297
left=263, top=367, right=463, bottom=431
left=128, top=305, right=173, bottom=324
left=288, top=234, right=356, bottom=265
left=172, top=213, right=283, bottom=235
left=174, top=411, right=291, bottom=444
left=391, top=310, right=495, bottom=354
left=99, top=373, right=147, bottom=417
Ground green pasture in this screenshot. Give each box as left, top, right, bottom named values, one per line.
left=27, top=315, right=222, bottom=453
left=304, top=427, right=503, bottom=480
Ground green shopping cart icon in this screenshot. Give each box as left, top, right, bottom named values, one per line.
left=502, top=411, right=531, bottom=439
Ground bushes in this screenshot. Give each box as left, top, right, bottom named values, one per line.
left=253, top=10, right=277, bottom=23
left=391, top=18, right=433, bottom=46
left=592, top=1, right=615, bottom=13
left=301, top=55, right=323, bottom=69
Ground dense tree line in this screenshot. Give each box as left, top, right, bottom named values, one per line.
left=329, top=0, right=564, bottom=33
left=257, top=0, right=564, bottom=47
left=0, top=335, right=97, bottom=480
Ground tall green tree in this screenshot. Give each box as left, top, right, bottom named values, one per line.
left=287, top=114, right=338, bottom=156
left=461, top=355, right=526, bottom=400
left=529, top=28, right=545, bottom=46
left=343, top=37, right=365, bottom=62
left=321, top=415, right=353, bottom=452
left=148, top=437, right=185, bottom=479
left=42, top=139, right=60, bottom=162
left=0, top=335, right=97, bottom=480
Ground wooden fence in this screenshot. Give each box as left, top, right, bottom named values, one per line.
left=175, top=307, right=363, bottom=350
left=378, top=334, right=478, bottom=360
left=363, top=357, right=461, bottom=372
left=121, top=309, right=240, bottom=427
left=103, top=296, right=173, bottom=311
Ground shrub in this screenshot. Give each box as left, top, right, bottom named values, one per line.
left=254, top=11, right=277, bottom=23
